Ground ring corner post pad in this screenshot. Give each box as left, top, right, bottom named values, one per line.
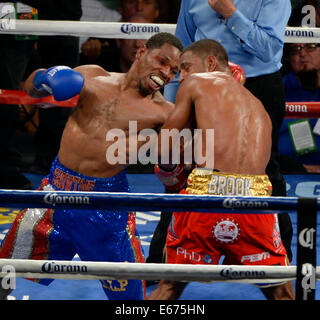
left=295, top=197, right=317, bottom=300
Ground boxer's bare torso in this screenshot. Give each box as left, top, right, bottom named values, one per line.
left=162, top=72, right=272, bottom=174
left=25, top=43, right=181, bottom=178
left=59, top=67, right=173, bottom=177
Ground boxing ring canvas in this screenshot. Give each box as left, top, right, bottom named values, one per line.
left=0, top=172, right=319, bottom=300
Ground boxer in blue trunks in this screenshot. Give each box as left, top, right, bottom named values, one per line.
left=0, top=32, right=183, bottom=300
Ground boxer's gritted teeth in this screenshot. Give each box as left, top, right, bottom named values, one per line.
left=150, top=75, right=164, bottom=86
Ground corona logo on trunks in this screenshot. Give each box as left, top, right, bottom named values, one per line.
left=120, top=23, right=160, bottom=35
left=43, top=192, right=90, bottom=206
left=222, top=198, right=269, bottom=209
left=41, top=262, right=88, bottom=274
left=212, top=218, right=240, bottom=244
left=220, top=267, right=266, bottom=280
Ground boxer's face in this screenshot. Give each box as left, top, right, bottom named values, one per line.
left=136, top=43, right=180, bottom=95
left=179, top=51, right=206, bottom=83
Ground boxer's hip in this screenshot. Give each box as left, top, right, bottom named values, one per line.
left=47, top=156, right=130, bottom=193
left=168, top=168, right=275, bottom=247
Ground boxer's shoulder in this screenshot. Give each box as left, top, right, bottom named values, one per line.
left=179, top=72, right=222, bottom=96
left=74, top=64, right=110, bottom=79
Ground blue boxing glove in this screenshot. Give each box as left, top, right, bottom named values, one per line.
left=33, top=66, right=85, bottom=101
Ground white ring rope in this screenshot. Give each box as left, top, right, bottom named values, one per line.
left=0, top=259, right=318, bottom=284
left=0, top=20, right=319, bottom=43
left=0, top=20, right=176, bottom=39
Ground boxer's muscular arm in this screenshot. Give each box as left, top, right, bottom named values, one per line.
left=161, top=77, right=195, bottom=132
left=24, top=64, right=108, bottom=106
left=158, top=77, right=195, bottom=164
left=155, top=79, right=195, bottom=191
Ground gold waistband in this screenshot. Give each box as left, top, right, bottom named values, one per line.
left=186, top=168, right=272, bottom=197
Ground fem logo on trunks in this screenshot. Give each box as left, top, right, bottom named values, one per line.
left=212, top=218, right=240, bottom=244
left=43, top=192, right=90, bottom=206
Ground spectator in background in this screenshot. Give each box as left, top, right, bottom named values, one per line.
left=102, top=0, right=120, bottom=10
left=149, top=0, right=294, bottom=266
left=80, top=0, right=159, bottom=66
left=156, top=0, right=181, bottom=24
left=10, top=0, right=83, bottom=175
left=110, top=14, right=151, bottom=72
left=279, top=1, right=320, bottom=173
left=279, top=43, right=320, bottom=173
left=0, top=2, right=36, bottom=189
left=118, top=0, right=159, bottom=22
left=79, top=0, right=121, bottom=62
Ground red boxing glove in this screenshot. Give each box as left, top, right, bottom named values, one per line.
left=154, top=164, right=189, bottom=192
left=229, top=61, right=246, bottom=85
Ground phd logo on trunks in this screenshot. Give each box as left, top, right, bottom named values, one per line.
left=43, top=192, right=90, bottom=206
left=212, top=218, right=240, bottom=244
left=203, top=254, right=213, bottom=264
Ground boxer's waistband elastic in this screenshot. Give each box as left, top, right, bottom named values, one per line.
left=48, top=157, right=129, bottom=192
left=186, top=168, right=272, bottom=196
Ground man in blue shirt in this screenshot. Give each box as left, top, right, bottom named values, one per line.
left=149, top=0, right=294, bottom=266
left=280, top=42, right=320, bottom=172
left=165, top=0, right=291, bottom=99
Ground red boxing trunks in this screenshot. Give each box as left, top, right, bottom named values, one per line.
left=166, top=168, right=290, bottom=287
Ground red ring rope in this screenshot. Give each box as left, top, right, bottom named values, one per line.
left=285, top=102, right=320, bottom=118
left=0, top=89, right=78, bottom=107
left=0, top=90, right=320, bottom=118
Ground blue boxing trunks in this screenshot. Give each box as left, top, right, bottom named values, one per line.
left=0, top=157, right=146, bottom=300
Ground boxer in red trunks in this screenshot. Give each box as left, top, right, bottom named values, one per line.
left=149, top=39, right=294, bottom=300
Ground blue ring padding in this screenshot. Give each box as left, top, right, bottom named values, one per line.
left=0, top=189, right=312, bottom=214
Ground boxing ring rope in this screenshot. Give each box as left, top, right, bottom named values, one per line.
left=1, top=89, right=320, bottom=118
left=0, top=20, right=319, bottom=43
left=0, top=189, right=304, bottom=213
left=0, top=190, right=318, bottom=291
left=0, top=20, right=320, bottom=117
left=0, top=259, right=319, bottom=284
left=285, top=102, right=320, bottom=118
